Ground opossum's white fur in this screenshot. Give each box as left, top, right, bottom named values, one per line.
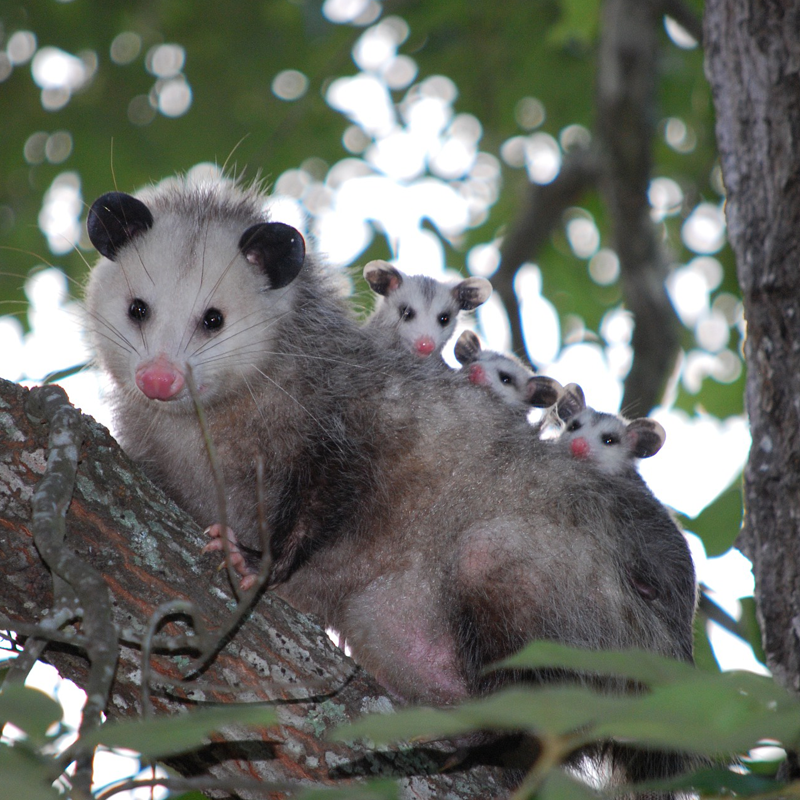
left=362, top=260, right=492, bottom=358
left=85, top=178, right=696, bottom=772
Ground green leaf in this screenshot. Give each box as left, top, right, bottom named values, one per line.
left=337, top=642, right=800, bottom=763
left=539, top=768, right=602, bottom=800
left=0, top=742, right=62, bottom=800
left=495, top=640, right=698, bottom=686
left=662, top=765, right=781, bottom=796
left=591, top=670, right=800, bottom=755
left=334, top=685, right=623, bottom=745
left=0, top=685, right=63, bottom=745
left=78, top=705, right=277, bottom=760
left=739, top=596, right=766, bottom=663
left=683, top=479, right=743, bottom=557
left=692, top=610, right=720, bottom=673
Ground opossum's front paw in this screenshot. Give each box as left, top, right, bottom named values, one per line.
left=202, top=524, right=258, bottom=591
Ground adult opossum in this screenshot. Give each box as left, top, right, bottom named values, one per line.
left=84, top=177, right=696, bottom=783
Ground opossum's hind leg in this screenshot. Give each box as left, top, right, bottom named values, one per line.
left=450, top=520, right=603, bottom=694
left=203, top=524, right=259, bottom=591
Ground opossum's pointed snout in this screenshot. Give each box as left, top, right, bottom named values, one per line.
left=135, top=359, right=185, bottom=401
left=415, top=337, right=436, bottom=357
left=468, top=364, right=487, bottom=386
left=570, top=437, right=590, bottom=459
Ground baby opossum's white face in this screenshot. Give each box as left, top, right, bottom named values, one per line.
left=84, top=190, right=304, bottom=411
left=466, top=352, right=535, bottom=410
left=560, top=408, right=665, bottom=475
left=363, top=260, right=492, bottom=358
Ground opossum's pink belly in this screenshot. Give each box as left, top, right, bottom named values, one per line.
left=339, top=573, right=469, bottom=705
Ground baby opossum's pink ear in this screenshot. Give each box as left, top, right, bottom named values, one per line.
left=239, top=222, right=305, bottom=289
left=87, top=192, right=154, bottom=260
left=626, top=418, right=666, bottom=459
left=454, top=330, right=481, bottom=365
left=555, top=382, right=586, bottom=422
left=363, top=260, right=403, bottom=296
left=526, top=376, right=563, bottom=408
left=453, top=277, right=492, bottom=310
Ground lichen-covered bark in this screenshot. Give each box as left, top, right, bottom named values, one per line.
left=0, top=377, right=505, bottom=798
left=704, top=3, right=800, bottom=694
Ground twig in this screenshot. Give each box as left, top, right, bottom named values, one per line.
left=496, top=145, right=602, bottom=359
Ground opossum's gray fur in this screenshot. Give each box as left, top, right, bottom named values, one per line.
left=85, top=177, right=697, bottom=789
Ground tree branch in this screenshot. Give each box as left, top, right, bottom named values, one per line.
left=596, top=0, right=681, bottom=415
left=0, top=377, right=503, bottom=799
left=495, top=145, right=602, bottom=360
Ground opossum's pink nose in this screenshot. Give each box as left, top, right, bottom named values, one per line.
left=415, top=337, right=436, bottom=357
left=570, top=437, right=590, bottom=459
left=468, top=364, right=487, bottom=386
left=136, top=361, right=185, bottom=401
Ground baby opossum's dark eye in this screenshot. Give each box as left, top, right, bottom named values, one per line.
left=437, top=312, right=451, bottom=327
left=203, top=308, right=224, bottom=331
left=602, top=433, right=620, bottom=446
left=128, top=299, right=149, bottom=322
left=399, top=305, right=415, bottom=321
left=499, top=371, right=514, bottom=385
left=567, top=419, right=581, bottom=432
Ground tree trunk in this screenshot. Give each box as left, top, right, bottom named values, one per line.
left=0, top=377, right=503, bottom=799
left=704, top=3, right=800, bottom=693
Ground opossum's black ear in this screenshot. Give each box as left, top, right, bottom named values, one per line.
left=363, top=260, right=403, bottom=296
left=555, top=382, right=586, bottom=422
left=626, top=418, right=666, bottom=459
left=453, top=277, right=492, bottom=311
left=88, top=192, right=154, bottom=260
left=239, top=222, right=306, bottom=289
left=454, top=330, right=481, bottom=365
left=526, top=376, right=563, bottom=408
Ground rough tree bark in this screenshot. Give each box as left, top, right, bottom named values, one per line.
left=0, top=377, right=504, bottom=798
left=704, top=0, right=800, bottom=698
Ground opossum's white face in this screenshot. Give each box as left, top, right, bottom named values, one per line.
left=363, top=261, right=492, bottom=358
left=560, top=408, right=665, bottom=475
left=84, top=190, right=304, bottom=411
left=374, top=276, right=462, bottom=357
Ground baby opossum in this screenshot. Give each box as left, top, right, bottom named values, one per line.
left=555, top=384, right=666, bottom=476
left=362, top=260, right=492, bottom=358
left=550, top=386, right=693, bottom=641
left=453, top=330, right=562, bottom=413
left=85, top=177, right=696, bottom=788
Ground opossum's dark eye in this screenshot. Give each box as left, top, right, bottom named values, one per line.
left=602, top=433, right=620, bottom=446
left=437, top=312, right=451, bottom=327
left=499, top=371, right=514, bottom=385
left=128, top=299, right=149, bottom=322
left=203, top=308, right=224, bottom=331
left=399, top=305, right=415, bottom=321
left=566, top=419, right=581, bottom=433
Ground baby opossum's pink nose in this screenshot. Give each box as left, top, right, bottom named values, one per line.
left=136, top=361, right=185, bottom=400
left=570, top=437, right=590, bottom=459
left=468, top=364, right=487, bottom=386
left=415, top=337, right=436, bottom=357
